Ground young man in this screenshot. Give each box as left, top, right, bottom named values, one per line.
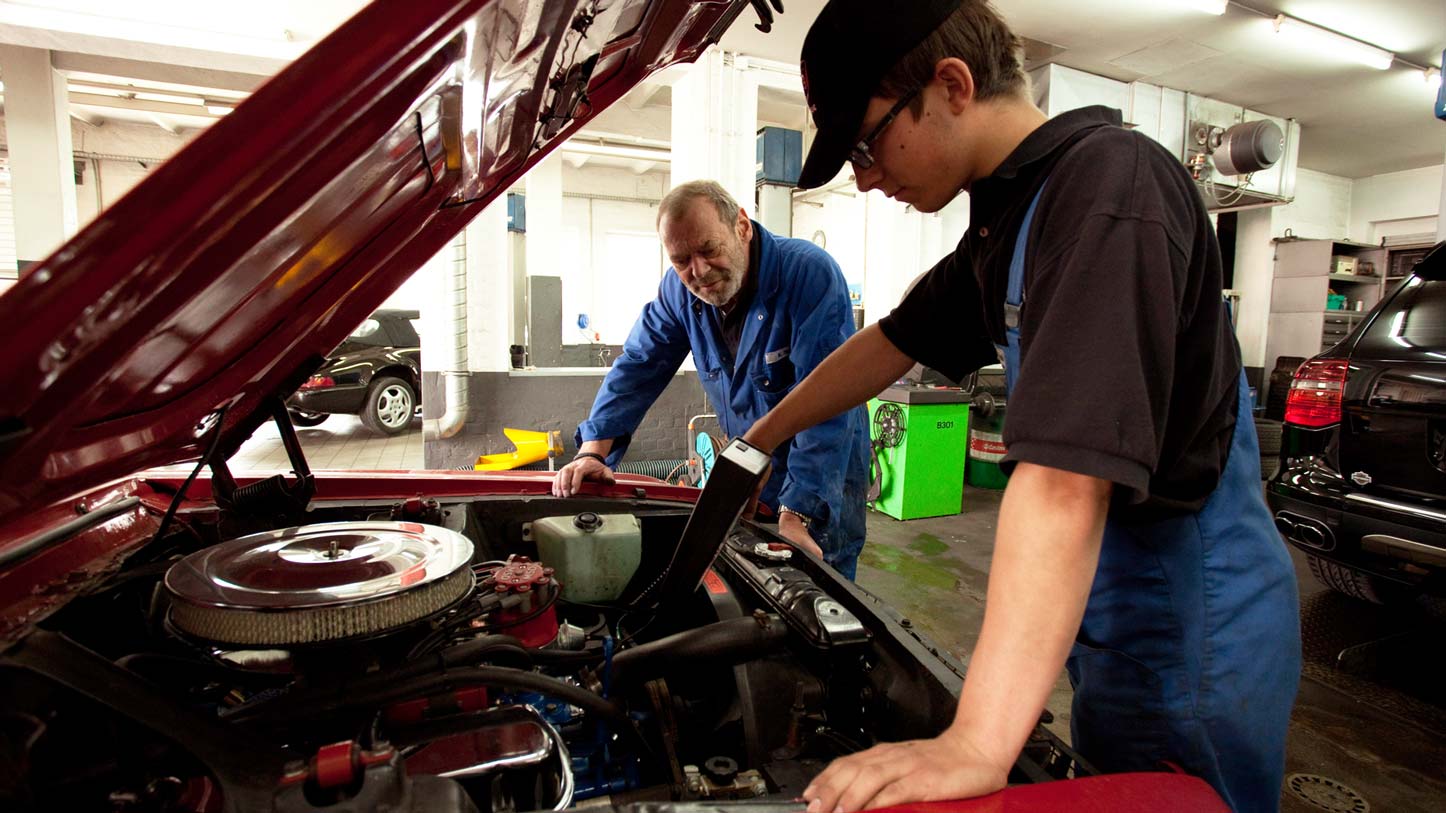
left=743, top=1, right=1300, bottom=809
left=553, top=180, right=870, bottom=578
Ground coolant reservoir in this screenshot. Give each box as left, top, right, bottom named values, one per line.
left=531, top=512, right=642, bottom=602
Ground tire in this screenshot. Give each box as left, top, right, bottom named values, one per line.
left=1307, top=554, right=1398, bottom=605
left=1255, top=418, right=1283, bottom=480
left=288, top=409, right=329, bottom=428
left=360, top=376, right=416, bottom=436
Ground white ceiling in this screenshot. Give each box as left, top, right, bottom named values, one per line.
left=0, top=1, right=1439, bottom=179
left=722, top=0, right=1446, bottom=179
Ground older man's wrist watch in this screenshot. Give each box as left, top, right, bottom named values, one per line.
left=778, top=506, right=812, bottom=528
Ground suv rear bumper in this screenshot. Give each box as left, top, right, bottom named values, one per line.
left=1269, top=464, right=1446, bottom=590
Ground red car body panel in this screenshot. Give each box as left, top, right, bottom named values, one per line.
left=0, top=0, right=742, bottom=526
left=869, top=772, right=1229, bottom=812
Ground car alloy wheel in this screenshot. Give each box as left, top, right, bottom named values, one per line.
left=362, top=377, right=416, bottom=436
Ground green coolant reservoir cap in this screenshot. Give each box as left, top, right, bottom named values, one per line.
left=574, top=512, right=603, bottom=532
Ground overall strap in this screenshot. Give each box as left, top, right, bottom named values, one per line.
left=1000, top=182, right=1048, bottom=395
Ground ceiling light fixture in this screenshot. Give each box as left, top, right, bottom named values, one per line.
left=1428, top=68, right=1444, bottom=90
left=1180, top=0, right=1228, bottom=14
left=1272, top=14, right=1394, bottom=70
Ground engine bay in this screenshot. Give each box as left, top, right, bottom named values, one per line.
left=0, top=488, right=1083, bottom=813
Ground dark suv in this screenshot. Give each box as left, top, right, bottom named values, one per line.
left=286, top=309, right=421, bottom=435
left=1267, top=242, right=1446, bottom=603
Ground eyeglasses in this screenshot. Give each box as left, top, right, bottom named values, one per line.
left=848, top=86, right=922, bottom=170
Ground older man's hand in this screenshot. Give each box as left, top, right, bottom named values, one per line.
left=551, top=455, right=616, bottom=497
left=778, top=511, right=824, bottom=559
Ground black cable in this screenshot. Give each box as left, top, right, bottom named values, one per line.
left=152, top=405, right=230, bottom=550
left=232, top=663, right=646, bottom=752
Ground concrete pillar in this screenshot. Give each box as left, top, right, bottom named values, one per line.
left=0, top=46, right=77, bottom=271
left=525, top=154, right=563, bottom=278
left=466, top=199, right=513, bottom=372
left=1233, top=207, right=1277, bottom=369
left=756, top=183, right=792, bottom=236
left=670, top=47, right=758, bottom=215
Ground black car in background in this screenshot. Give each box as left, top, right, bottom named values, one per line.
left=286, top=309, right=421, bottom=435
left=1268, top=242, right=1446, bottom=603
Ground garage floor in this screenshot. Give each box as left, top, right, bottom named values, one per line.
left=233, top=420, right=1446, bottom=810
left=231, top=413, right=423, bottom=471
left=854, top=488, right=1446, bottom=813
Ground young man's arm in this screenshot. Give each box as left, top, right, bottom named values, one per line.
left=800, top=463, right=1109, bottom=813
left=744, top=323, right=914, bottom=452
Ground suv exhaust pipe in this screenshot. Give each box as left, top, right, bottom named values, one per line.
left=1273, top=511, right=1335, bottom=551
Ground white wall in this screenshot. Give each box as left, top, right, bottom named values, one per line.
left=1348, top=164, right=1442, bottom=244
left=554, top=164, right=669, bottom=346
left=1269, top=168, right=1353, bottom=240
left=68, top=118, right=198, bottom=226
left=793, top=187, right=968, bottom=327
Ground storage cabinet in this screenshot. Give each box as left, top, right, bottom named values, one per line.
left=1264, top=239, right=1386, bottom=370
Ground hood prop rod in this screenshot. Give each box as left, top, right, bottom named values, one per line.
left=212, top=398, right=315, bottom=519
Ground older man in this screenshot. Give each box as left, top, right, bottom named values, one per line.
left=552, top=180, right=869, bottom=578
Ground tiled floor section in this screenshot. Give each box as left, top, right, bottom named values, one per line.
left=232, top=414, right=423, bottom=471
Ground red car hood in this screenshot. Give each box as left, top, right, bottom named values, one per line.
left=0, top=0, right=749, bottom=527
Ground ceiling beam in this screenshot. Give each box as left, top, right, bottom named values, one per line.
left=0, top=24, right=289, bottom=77
left=52, top=52, right=264, bottom=92
left=68, top=91, right=221, bottom=119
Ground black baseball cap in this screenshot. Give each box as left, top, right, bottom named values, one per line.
left=797, top=0, right=962, bottom=189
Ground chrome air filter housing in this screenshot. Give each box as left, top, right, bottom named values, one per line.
left=165, top=521, right=474, bottom=646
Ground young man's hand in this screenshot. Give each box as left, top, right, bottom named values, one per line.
left=778, top=511, right=824, bottom=559
left=801, top=728, right=1009, bottom=813
left=551, top=455, right=616, bottom=497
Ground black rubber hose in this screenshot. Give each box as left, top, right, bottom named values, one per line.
left=610, top=614, right=789, bottom=686
left=247, top=665, right=650, bottom=753
left=223, top=635, right=532, bottom=723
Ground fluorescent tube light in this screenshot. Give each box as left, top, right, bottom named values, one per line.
left=1272, top=15, right=1394, bottom=70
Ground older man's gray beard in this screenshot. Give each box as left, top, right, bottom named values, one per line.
left=692, top=270, right=743, bottom=308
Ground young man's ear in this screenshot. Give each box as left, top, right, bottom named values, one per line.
left=935, top=57, right=977, bottom=115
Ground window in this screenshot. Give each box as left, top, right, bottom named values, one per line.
left=348, top=318, right=391, bottom=347
left=1362, top=279, right=1446, bottom=356
left=1395, top=282, right=1446, bottom=348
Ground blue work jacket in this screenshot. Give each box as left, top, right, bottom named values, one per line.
left=576, top=222, right=869, bottom=575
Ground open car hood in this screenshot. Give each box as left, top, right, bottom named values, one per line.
left=0, top=0, right=754, bottom=526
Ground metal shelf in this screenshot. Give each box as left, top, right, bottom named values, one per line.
left=1328, top=274, right=1381, bottom=284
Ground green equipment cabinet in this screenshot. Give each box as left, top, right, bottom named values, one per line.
left=867, top=387, right=970, bottom=520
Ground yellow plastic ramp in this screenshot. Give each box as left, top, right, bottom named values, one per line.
left=474, top=428, right=565, bottom=471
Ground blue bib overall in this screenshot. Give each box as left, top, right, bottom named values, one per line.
left=996, top=186, right=1301, bottom=811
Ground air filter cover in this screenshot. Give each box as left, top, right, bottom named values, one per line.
left=165, top=521, right=474, bottom=646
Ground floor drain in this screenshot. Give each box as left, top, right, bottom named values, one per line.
left=1286, top=773, right=1369, bottom=813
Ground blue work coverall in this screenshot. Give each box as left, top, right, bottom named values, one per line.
left=576, top=221, right=870, bottom=578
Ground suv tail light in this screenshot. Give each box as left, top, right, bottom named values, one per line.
left=301, top=375, right=335, bottom=390
left=1284, top=359, right=1349, bottom=427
